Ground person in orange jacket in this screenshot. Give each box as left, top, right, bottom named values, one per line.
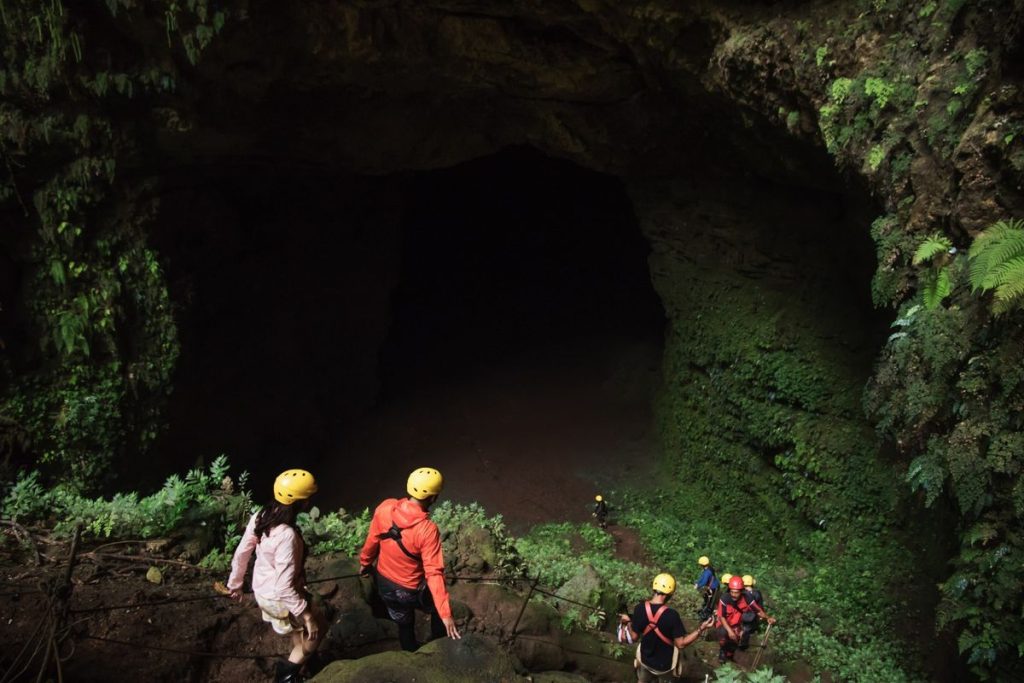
left=359, top=467, right=462, bottom=651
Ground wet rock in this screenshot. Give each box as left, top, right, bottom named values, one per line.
left=311, top=633, right=528, bottom=683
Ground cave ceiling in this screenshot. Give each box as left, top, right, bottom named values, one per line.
left=110, top=0, right=840, bottom=189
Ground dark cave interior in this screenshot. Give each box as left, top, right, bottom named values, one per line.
left=141, top=147, right=666, bottom=505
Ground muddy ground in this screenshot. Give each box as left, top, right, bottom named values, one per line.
left=318, top=338, right=663, bottom=535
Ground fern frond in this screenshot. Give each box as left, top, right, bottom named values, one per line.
left=992, top=256, right=1024, bottom=312
left=968, top=219, right=1024, bottom=291
left=913, top=234, right=953, bottom=265
left=922, top=269, right=952, bottom=309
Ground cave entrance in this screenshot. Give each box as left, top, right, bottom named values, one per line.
left=145, top=147, right=664, bottom=527
left=317, top=147, right=665, bottom=527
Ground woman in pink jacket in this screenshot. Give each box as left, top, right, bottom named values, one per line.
left=227, top=469, right=326, bottom=683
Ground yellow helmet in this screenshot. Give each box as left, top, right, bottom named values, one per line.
left=595, top=494, right=603, bottom=502
left=407, top=467, right=444, bottom=500
left=273, top=469, right=317, bottom=505
left=721, top=573, right=733, bottom=585
left=743, top=575, right=755, bottom=587
left=698, top=556, right=710, bottom=566
left=652, top=573, right=676, bottom=595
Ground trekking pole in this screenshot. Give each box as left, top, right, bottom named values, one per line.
left=748, top=622, right=773, bottom=671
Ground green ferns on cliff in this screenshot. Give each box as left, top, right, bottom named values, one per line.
left=869, top=216, right=1024, bottom=678
left=968, top=219, right=1024, bottom=312
left=0, top=0, right=227, bottom=487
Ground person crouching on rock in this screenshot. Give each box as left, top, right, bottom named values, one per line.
left=620, top=573, right=715, bottom=682
left=226, top=469, right=326, bottom=683
left=359, top=467, right=461, bottom=652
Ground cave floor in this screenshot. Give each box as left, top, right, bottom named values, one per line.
left=319, top=337, right=662, bottom=536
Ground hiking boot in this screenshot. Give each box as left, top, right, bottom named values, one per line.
left=275, top=660, right=303, bottom=683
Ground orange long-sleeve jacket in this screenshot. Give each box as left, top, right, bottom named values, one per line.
left=359, top=497, right=452, bottom=620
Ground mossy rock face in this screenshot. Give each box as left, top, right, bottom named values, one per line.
left=555, top=564, right=602, bottom=613
left=310, top=633, right=527, bottom=683
left=559, top=631, right=635, bottom=682
left=309, top=556, right=371, bottom=605
left=630, top=178, right=899, bottom=540
left=450, top=583, right=559, bottom=637
left=444, top=523, right=500, bottom=575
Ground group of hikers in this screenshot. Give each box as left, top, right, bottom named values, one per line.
left=617, top=559, right=776, bottom=681
left=227, top=469, right=775, bottom=683
left=226, top=467, right=458, bottom=683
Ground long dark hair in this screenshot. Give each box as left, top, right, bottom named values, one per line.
left=254, top=500, right=303, bottom=539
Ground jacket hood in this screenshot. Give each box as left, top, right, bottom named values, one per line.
left=392, top=497, right=429, bottom=528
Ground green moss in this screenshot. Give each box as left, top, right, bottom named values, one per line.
left=650, top=255, right=897, bottom=541
left=314, top=634, right=525, bottom=683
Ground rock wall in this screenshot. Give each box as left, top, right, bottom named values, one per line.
left=630, top=170, right=893, bottom=538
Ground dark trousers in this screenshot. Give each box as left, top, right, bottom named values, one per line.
left=740, top=612, right=759, bottom=648
left=717, top=626, right=739, bottom=659
left=375, top=572, right=445, bottom=651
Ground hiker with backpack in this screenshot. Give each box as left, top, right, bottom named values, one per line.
left=717, top=575, right=776, bottom=663
left=619, top=573, right=715, bottom=681
left=359, top=467, right=461, bottom=651
left=693, top=555, right=720, bottom=620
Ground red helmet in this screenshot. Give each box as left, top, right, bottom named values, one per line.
left=728, top=576, right=745, bottom=590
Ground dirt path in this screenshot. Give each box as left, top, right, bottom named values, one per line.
left=317, top=337, right=662, bottom=535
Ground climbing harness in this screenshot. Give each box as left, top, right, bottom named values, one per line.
left=642, top=602, right=673, bottom=646
left=633, top=601, right=684, bottom=678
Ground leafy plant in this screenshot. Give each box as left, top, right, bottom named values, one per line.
left=867, top=145, right=886, bottom=170
left=913, top=233, right=954, bottom=309
left=1, top=455, right=252, bottom=541
left=864, top=76, right=894, bottom=109
left=967, top=218, right=1024, bottom=313
left=296, top=506, right=372, bottom=556
left=815, top=46, right=829, bottom=67
left=1, top=470, right=49, bottom=522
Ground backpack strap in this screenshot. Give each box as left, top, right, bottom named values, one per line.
left=377, top=521, right=421, bottom=560
left=642, top=602, right=674, bottom=647
left=376, top=501, right=423, bottom=561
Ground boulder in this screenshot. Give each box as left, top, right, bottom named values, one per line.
left=311, top=633, right=528, bottom=683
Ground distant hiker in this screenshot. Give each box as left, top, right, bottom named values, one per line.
left=359, top=467, right=461, bottom=651
left=694, top=556, right=719, bottom=593
left=739, top=574, right=765, bottom=649
left=593, top=494, right=609, bottom=529
left=620, top=573, right=715, bottom=682
left=227, top=469, right=326, bottom=683
left=717, top=575, right=776, bottom=663
left=694, top=556, right=719, bottom=619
